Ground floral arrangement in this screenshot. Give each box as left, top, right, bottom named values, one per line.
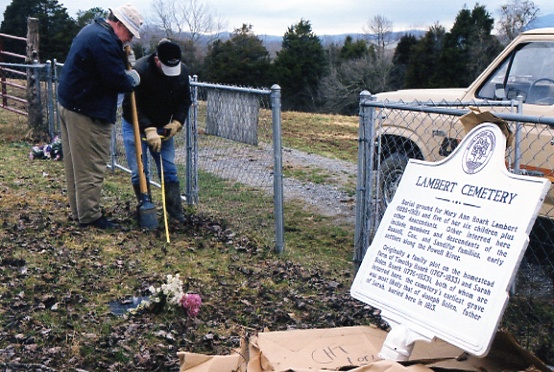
left=29, top=136, right=63, bottom=161
left=135, top=274, right=202, bottom=317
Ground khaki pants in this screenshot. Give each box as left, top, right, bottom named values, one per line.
left=58, top=104, right=112, bottom=224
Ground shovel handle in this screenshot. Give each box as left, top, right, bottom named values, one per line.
left=124, top=45, right=149, bottom=196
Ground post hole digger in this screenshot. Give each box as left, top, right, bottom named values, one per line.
left=125, top=45, right=158, bottom=230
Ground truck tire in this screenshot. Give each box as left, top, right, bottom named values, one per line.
left=379, top=153, right=409, bottom=209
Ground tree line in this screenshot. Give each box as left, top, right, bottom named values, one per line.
left=0, top=0, right=540, bottom=114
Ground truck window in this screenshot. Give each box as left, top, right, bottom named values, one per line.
left=477, top=42, right=554, bottom=105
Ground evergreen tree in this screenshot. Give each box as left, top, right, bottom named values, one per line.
left=466, top=6, right=503, bottom=82
left=0, top=0, right=78, bottom=62
left=202, top=24, right=271, bottom=87
left=339, top=36, right=370, bottom=61
left=433, top=4, right=501, bottom=87
left=388, top=33, right=418, bottom=90
left=404, top=24, right=446, bottom=88
left=271, top=19, right=327, bottom=111
left=75, top=7, right=106, bottom=29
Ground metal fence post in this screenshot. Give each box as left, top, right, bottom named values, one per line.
left=45, top=60, right=55, bottom=138
left=513, top=96, right=524, bottom=174
left=53, top=60, right=61, bottom=134
left=186, top=75, right=199, bottom=205
left=271, top=84, right=285, bottom=254
left=354, top=90, right=375, bottom=269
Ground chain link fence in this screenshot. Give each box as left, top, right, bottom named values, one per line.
left=108, top=78, right=285, bottom=252
left=355, top=93, right=554, bottom=364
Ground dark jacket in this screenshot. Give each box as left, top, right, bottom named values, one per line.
left=57, top=18, right=135, bottom=124
left=122, top=53, right=191, bottom=132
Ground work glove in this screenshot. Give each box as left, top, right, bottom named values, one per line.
left=163, top=120, right=183, bottom=140
left=125, top=69, right=140, bottom=87
left=144, top=127, right=161, bottom=152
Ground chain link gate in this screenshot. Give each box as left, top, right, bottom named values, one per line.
left=355, top=92, right=554, bottom=364
left=109, top=79, right=285, bottom=253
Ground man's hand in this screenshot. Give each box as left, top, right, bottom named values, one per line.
left=125, top=69, right=140, bottom=87
left=163, top=120, right=182, bottom=140
left=145, top=127, right=161, bottom=152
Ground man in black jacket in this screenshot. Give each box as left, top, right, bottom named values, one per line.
left=122, top=39, right=191, bottom=223
left=58, top=3, right=143, bottom=229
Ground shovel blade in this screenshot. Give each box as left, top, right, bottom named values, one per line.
left=138, top=194, right=158, bottom=230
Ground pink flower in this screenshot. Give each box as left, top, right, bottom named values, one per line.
left=180, top=293, right=202, bottom=317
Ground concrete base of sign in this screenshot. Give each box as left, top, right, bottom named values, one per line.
left=379, top=322, right=433, bottom=361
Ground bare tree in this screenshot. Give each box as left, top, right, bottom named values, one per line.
left=179, top=0, right=225, bottom=44
left=358, top=15, right=394, bottom=98
left=364, top=15, right=393, bottom=57
left=152, top=0, right=181, bottom=38
left=497, top=0, right=540, bottom=43
left=319, top=54, right=393, bottom=115
left=152, top=0, right=225, bottom=44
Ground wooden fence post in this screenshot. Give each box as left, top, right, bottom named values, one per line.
left=26, top=17, right=46, bottom=139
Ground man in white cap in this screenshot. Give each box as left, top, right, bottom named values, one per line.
left=58, top=3, right=143, bottom=229
left=121, top=39, right=191, bottom=224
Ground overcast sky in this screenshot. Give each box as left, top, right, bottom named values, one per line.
left=1, top=0, right=554, bottom=35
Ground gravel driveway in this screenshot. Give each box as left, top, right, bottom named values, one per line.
left=194, top=138, right=357, bottom=226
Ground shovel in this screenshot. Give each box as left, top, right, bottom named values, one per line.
left=125, top=46, right=158, bottom=230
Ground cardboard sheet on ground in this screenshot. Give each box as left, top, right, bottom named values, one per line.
left=351, top=123, right=550, bottom=357
left=246, top=326, right=466, bottom=372
left=177, top=326, right=550, bottom=371
left=177, top=350, right=247, bottom=372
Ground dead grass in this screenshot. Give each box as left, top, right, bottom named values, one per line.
left=280, top=111, right=359, bottom=162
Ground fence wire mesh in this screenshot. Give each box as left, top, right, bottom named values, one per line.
left=356, top=96, right=554, bottom=364
left=190, top=83, right=277, bottom=248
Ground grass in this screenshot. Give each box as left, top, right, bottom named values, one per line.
left=279, top=111, right=359, bottom=162
left=283, top=164, right=332, bottom=184
left=0, top=110, right=380, bottom=370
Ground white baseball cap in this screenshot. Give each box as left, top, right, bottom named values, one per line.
left=110, top=3, right=143, bottom=39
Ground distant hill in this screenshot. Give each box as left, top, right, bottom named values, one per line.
left=250, top=30, right=426, bottom=57
left=255, top=30, right=426, bottom=46
left=140, top=29, right=427, bottom=58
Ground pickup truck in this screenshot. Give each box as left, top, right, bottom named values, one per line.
left=374, top=27, right=554, bottom=223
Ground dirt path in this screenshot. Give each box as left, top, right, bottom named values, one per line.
left=280, top=147, right=357, bottom=225
left=194, top=138, right=357, bottom=225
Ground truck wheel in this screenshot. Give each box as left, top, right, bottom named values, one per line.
left=379, top=153, right=409, bottom=208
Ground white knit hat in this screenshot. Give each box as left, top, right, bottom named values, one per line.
left=110, top=3, right=143, bottom=39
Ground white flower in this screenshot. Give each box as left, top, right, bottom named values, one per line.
left=159, top=274, right=185, bottom=306
left=139, top=273, right=200, bottom=316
